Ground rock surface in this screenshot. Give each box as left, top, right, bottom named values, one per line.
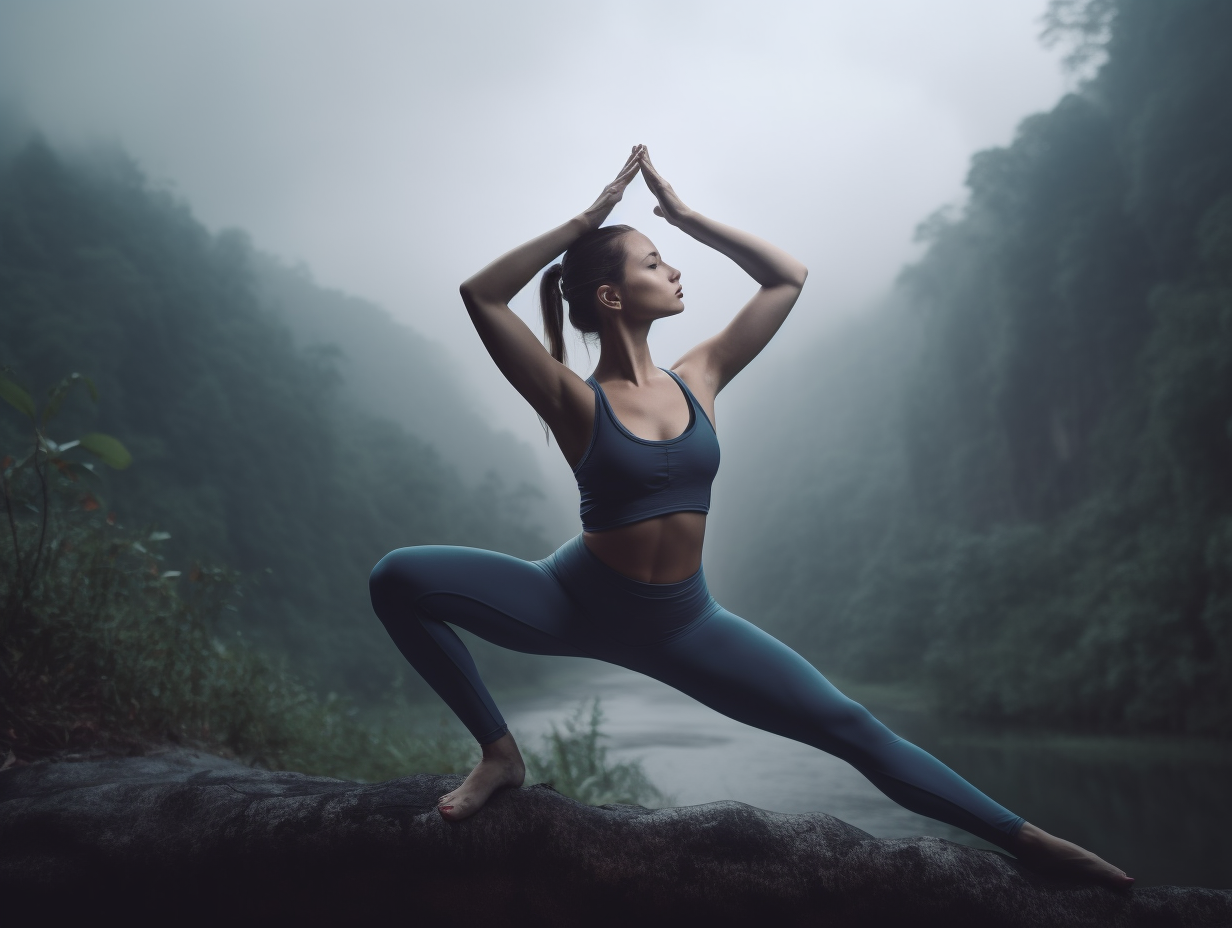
left=1, top=748, right=1227, bottom=927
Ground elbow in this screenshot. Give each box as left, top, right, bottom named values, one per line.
left=458, top=279, right=481, bottom=313
left=792, top=264, right=809, bottom=290
left=459, top=279, right=500, bottom=320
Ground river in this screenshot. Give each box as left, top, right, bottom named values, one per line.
left=503, top=661, right=1232, bottom=889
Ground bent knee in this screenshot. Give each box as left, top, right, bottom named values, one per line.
left=369, top=546, right=437, bottom=611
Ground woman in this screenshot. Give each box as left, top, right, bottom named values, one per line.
left=369, top=145, right=1132, bottom=888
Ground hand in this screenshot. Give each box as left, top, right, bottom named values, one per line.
left=580, top=145, right=643, bottom=230
left=638, top=147, right=690, bottom=227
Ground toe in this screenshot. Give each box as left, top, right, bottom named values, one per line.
left=439, top=798, right=473, bottom=822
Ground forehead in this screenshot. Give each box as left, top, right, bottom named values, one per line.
left=623, top=230, right=659, bottom=261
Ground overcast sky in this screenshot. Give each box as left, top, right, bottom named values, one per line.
left=0, top=0, right=1069, bottom=477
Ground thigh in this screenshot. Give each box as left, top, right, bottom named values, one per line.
left=626, top=606, right=897, bottom=761
left=370, top=545, right=593, bottom=659
left=624, top=605, right=1025, bottom=848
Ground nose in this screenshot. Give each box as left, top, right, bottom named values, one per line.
left=668, top=264, right=681, bottom=283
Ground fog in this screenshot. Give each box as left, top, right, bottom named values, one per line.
left=9, top=4, right=1232, bottom=891
left=0, top=0, right=1066, bottom=494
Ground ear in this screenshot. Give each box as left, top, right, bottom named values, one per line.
left=596, top=283, right=622, bottom=313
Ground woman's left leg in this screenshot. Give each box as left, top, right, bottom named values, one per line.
left=618, top=605, right=1025, bottom=852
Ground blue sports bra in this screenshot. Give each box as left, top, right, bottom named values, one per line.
left=573, top=368, right=720, bottom=532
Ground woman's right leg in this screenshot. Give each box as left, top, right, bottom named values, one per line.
left=368, top=544, right=591, bottom=745
left=369, top=544, right=597, bottom=820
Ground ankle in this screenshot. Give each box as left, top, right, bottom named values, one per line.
left=1012, top=822, right=1049, bottom=852
left=480, top=732, right=522, bottom=763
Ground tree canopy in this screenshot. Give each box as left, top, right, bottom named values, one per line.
left=711, top=0, right=1232, bottom=736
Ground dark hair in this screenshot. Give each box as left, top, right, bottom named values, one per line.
left=539, top=224, right=634, bottom=367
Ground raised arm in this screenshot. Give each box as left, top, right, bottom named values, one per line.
left=638, top=149, right=808, bottom=399
left=459, top=147, right=642, bottom=462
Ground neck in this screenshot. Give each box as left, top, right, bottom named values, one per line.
left=593, top=320, right=658, bottom=385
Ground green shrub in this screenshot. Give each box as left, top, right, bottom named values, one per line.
left=523, top=699, right=667, bottom=807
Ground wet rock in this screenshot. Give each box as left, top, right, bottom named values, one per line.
left=1, top=748, right=1227, bottom=927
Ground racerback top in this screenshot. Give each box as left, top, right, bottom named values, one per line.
left=573, top=368, right=720, bottom=532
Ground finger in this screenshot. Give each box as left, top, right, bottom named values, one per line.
left=643, top=161, right=670, bottom=194
left=613, top=160, right=642, bottom=188
left=653, top=206, right=664, bottom=217
left=616, top=145, right=642, bottom=174
left=613, top=154, right=641, bottom=185
left=638, top=154, right=666, bottom=190
left=611, top=173, right=639, bottom=198
left=640, top=167, right=665, bottom=198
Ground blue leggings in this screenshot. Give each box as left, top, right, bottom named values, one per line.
left=368, top=534, right=1025, bottom=851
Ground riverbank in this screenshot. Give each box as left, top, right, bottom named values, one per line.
left=498, top=665, right=1232, bottom=889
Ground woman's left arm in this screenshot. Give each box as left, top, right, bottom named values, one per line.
left=639, top=149, right=808, bottom=397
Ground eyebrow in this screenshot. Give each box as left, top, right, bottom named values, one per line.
left=644, top=251, right=659, bottom=260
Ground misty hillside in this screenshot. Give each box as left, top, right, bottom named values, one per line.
left=253, top=254, right=548, bottom=495
left=0, top=134, right=556, bottom=696
left=711, top=0, right=1232, bottom=736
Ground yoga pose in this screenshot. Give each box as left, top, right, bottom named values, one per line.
left=369, top=145, right=1132, bottom=888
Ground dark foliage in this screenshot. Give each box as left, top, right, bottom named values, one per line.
left=0, top=137, right=550, bottom=701
left=0, top=370, right=657, bottom=802
left=714, top=0, right=1232, bottom=736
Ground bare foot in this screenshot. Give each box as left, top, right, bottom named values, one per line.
left=436, top=731, right=525, bottom=822
left=1012, top=822, right=1134, bottom=889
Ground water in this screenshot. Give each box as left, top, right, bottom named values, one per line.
left=504, top=662, right=1232, bottom=889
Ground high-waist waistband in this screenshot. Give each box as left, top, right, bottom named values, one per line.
left=538, top=534, right=720, bottom=646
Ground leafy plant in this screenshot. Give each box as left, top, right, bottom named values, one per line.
left=1, top=370, right=132, bottom=622
left=523, top=699, right=666, bottom=807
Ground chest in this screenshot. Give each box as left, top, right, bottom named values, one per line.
left=598, top=378, right=696, bottom=442
left=582, top=418, right=720, bottom=496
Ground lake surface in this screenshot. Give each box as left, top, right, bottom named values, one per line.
left=504, top=662, right=1232, bottom=889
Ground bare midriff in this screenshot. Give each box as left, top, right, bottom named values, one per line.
left=582, top=511, right=707, bottom=584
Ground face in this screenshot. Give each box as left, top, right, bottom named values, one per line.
left=598, top=230, right=683, bottom=323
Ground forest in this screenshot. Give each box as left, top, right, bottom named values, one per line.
left=0, top=129, right=560, bottom=710
left=3, top=0, right=1230, bottom=775
left=711, top=0, right=1232, bottom=736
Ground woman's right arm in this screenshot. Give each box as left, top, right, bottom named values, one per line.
left=459, top=147, right=641, bottom=456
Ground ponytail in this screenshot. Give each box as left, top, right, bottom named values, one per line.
left=534, top=226, right=634, bottom=444
left=538, top=224, right=634, bottom=370
left=539, top=263, right=568, bottom=366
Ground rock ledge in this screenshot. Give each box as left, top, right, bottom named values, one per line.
left=1, top=748, right=1227, bottom=927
